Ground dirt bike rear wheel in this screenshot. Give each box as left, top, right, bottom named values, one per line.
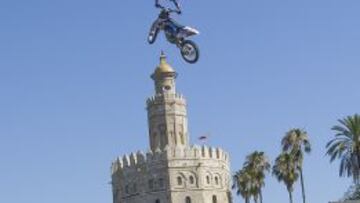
left=180, top=40, right=200, bottom=64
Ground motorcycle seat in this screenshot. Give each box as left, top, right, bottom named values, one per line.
left=168, top=18, right=184, bottom=29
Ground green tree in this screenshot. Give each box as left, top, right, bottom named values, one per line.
left=282, top=128, right=311, bottom=203
left=343, top=184, right=360, bottom=200
left=272, top=153, right=299, bottom=203
left=326, top=114, right=360, bottom=184
left=244, top=151, right=271, bottom=203
left=233, top=168, right=252, bottom=203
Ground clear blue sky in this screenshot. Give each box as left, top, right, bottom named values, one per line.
left=1, top=0, right=359, bottom=202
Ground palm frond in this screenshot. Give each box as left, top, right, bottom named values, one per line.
left=327, top=114, right=360, bottom=184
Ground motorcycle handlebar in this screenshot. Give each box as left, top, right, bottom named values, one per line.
left=162, top=8, right=181, bottom=14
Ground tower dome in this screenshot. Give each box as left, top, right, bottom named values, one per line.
left=151, top=52, right=178, bottom=95
left=152, top=52, right=177, bottom=80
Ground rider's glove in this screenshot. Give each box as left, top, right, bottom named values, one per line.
left=155, top=3, right=164, bottom=9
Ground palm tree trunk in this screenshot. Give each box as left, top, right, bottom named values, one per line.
left=355, top=153, right=360, bottom=184
left=299, top=167, right=306, bottom=203
left=245, top=197, right=250, bottom=203
left=254, top=196, right=258, bottom=203
left=288, top=190, right=293, bottom=203
left=259, top=189, right=263, bottom=203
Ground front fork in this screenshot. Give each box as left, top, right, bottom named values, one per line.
left=148, top=20, right=161, bottom=44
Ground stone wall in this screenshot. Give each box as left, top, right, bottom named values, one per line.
left=111, top=145, right=231, bottom=203
left=166, top=146, right=231, bottom=203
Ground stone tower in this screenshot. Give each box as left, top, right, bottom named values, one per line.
left=111, top=54, right=232, bottom=203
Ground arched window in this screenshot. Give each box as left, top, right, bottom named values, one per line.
left=152, top=133, right=158, bottom=148
left=180, top=133, right=185, bottom=145
left=171, top=132, right=176, bottom=145
left=189, top=176, right=194, bottom=184
left=149, top=179, right=154, bottom=189
left=212, top=195, right=217, bottom=203
left=158, top=178, right=164, bottom=188
left=155, top=199, right=160, bottom=203
left=215, top=176, right=219, bottom=185
left=177, top=176, right=183, bottom=185
left=185, top=196, right=191, bottom=203
left=206, top=175, right=210, bottom=184
left=133, top=183, right=137, bottom=192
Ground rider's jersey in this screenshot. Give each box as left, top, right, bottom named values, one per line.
left=155, top=0, right=181, bottom=12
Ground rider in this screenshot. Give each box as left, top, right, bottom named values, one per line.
left=155, top=0, right=182, bottom=14
left=149, top=0, right=182, bottom=39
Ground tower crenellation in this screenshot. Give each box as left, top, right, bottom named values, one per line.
left=112, top=146, right=230, bottom=175
left=111, top=54, right=232, bottom=203
left=146, top=93, right=186, bottom=107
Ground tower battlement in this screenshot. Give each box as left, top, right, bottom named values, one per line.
left=146, top=93, right=186, bottom=106
left=111, top=146, right=230, bottom=175
left=111, top=150, right=166, bottom=175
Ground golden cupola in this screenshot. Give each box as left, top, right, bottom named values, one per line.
left=151, top=52, right=178, bottom=95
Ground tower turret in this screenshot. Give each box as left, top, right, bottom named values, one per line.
left=151, top=52, right=178, bottom=95
left=146, top=53, right=189, bottom=151
left=111, top=54, right=232, bottom=203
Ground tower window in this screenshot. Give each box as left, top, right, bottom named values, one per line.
left=212, top=195, right=217, bottom=203
left=159, top=178, right=164, bottom=188
left=180, top=133, right=185, bottom=145
left=185, top=196, right=191, bottom=203
left=156, top=199, right=160, bottom=203
left=171, top=132, right=175, bottom=145
left=215, top=176, right=219, bottom=185
left=206, top=176, right=210, bottom=184
left=177, top=176, right=183, bottom=185
left=149, top=179, right=154, bottom=189
left=163, top=85, right=171, bottom=91
left=133, top=183, right=137, bottom=192
left=189, top=176, right=194, bottom=184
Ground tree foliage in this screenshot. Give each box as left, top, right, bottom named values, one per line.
left=233, top=151, right=270, bottom=203
left=272, top=152, right=299, bottom=203
left=282, top=128, right=311, bottom=203
left=326, top=114, right=360, bottom=184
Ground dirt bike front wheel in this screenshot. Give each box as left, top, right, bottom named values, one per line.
left=180, top=40, right=200, bottom=64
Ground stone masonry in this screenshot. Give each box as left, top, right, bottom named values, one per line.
left=111, top=54, right=232, bottom=203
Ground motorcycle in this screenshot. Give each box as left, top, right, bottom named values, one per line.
left=148, top=8, right=200, bottom=64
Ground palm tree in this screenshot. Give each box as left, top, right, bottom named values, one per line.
left=244, top=151, right=271, bottom=203
left=246, top=167, right=261, bottom=203
left=282, top=128, right=311, bottom=203
left=326, top=114, right=360, bottom=184
left=273, top=152, right=299, bottom=203
left=233, top=168, right=252, bottom=203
